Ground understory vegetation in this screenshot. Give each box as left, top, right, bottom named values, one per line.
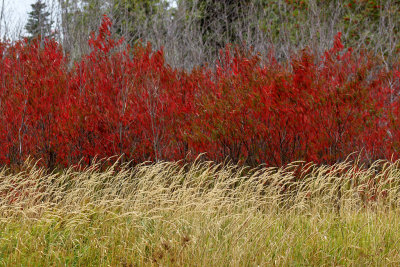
left=1, top=15, right=400, bottom=168
left=0, top=158, right=400, bottom=265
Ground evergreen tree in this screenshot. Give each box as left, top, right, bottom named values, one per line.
left=25, top=0, right=53, bottom=39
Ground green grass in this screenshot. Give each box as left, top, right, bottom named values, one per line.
left=0, top=159, right=400, bottom=266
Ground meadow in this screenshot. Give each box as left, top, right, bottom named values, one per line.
left=0, top=157, right=399, bottom=265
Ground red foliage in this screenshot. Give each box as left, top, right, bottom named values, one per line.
left=0, top=15, right=399, bottom=168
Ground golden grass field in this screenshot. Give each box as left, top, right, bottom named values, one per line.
left=0, top=157, right=400, bottom=266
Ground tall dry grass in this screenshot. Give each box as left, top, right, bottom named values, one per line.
left=0, top=158, right=400, bottom=265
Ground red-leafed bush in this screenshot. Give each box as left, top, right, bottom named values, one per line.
left=189, top=33, right=391, bottom=166
left=0, top=38, right=67, bottom=168
left=0, top=15, right=399, bottom=168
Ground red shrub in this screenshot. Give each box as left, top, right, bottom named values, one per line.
left=0, top=16, right=398, bottom=168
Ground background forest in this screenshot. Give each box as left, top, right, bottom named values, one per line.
left=1, top=0, right=398, bottom=68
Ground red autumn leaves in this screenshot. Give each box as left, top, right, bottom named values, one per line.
left=0, top=15, right=399, bottom=167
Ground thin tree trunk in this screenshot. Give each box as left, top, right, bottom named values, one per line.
left=0, top=0, right=5, bottom=38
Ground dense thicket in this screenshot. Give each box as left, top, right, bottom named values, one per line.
left=1, top=15, right=400, bottom=168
